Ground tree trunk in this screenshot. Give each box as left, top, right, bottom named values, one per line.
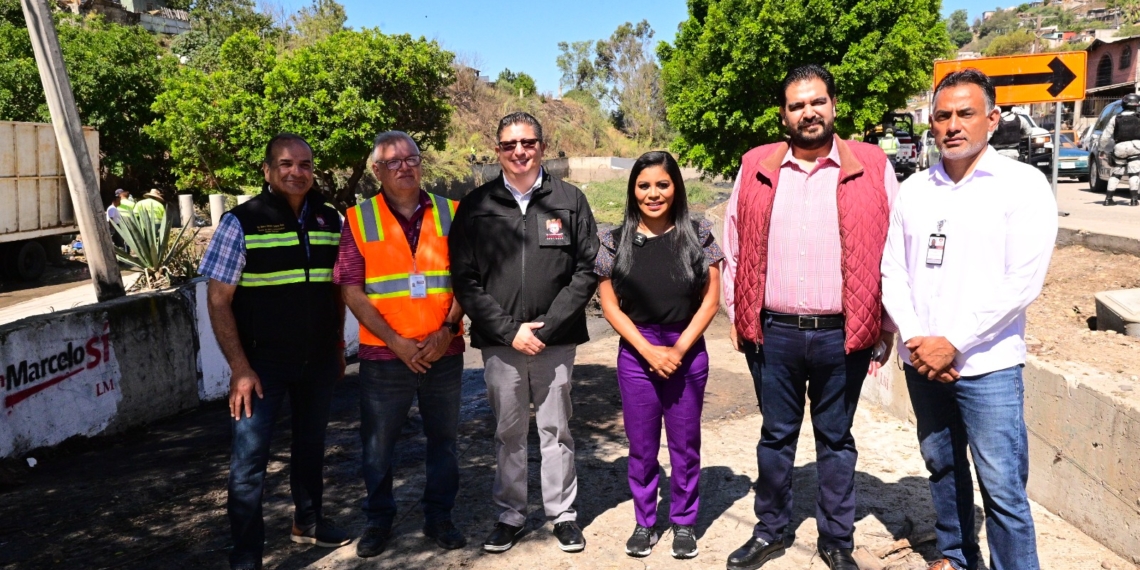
left=339, top=160, right=367, bottom=209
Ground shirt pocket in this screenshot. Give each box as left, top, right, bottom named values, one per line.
left=536, top=208, right=572, bottom=247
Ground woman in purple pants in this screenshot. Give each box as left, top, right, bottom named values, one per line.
left=594, top=151, right=723, bottom=560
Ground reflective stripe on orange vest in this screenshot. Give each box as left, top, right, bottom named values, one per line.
left=346, top=192, right=461, bottom=346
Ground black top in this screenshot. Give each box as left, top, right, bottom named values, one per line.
left=594, top=219, right=725, bottom=325
left=449, top=172, right=600, bottom=348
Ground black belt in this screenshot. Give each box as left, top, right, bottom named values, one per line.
left=763, top=311, right=845, bottom=330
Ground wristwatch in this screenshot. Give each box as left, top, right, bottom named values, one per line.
left=442, top=321, right=460, bottom=335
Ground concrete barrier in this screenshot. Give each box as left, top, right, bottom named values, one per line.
left=1057, top=227, right=1140, bottom=257
left=1, top=277, right=360, bottom=459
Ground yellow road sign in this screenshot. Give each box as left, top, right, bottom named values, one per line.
left=933, top=52, right=1086, bottom=105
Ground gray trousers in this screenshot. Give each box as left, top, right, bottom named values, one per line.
left=482, top=344, right=578, bottom=526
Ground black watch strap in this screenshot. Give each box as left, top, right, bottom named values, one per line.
left=442, top=321, right=460, bottom=335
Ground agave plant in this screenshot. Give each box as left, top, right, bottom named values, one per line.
left=110, top=206, right=200, bottom=290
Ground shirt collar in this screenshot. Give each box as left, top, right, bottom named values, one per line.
left=503, top=167, right=544, bottom=197
left=929, top=145, right=1001, bottom=187
left=779, top=142, right=840, bottom=172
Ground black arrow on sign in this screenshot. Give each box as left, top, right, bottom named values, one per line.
left=988, top=57, right=1077, bottom=97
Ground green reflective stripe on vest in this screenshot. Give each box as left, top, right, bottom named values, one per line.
left=308, top=231, right=340, bottom=246
left=239, top=269, right=308, bottom=287
left=118, top=199, right=135, bottom=217
left=356, top=197, right=384, bottom=242
left=309, top=268, right=333, bottom=282
left=364, top=271, right=452, bottom=299
left=429, top=194, right=453, bottom=237
left=245, top=232, right=301, bottom=249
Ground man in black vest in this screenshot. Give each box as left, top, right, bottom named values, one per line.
left=199, top=133, right=350, bottom=570
left=991, top=106, right=1031, bottom=161
left=1101, top=94, right=1140, bottom=206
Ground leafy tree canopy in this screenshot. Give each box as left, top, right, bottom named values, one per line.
left=0, top=13, right=174, bottom=188
left=148, top=29, right=455, bottom=209
left=496, top=68, right=538, bottom=97
left=975, top=9, right=1020, bottom=38
left=983, top=29, right=1034, bottom=56
left=291, top=0, right=348, bottom=47
left=659, top=0, right=954, bottom=175
left=946, top=9, right=973, bottom=48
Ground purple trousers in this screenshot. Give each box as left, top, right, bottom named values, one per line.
left=616, top=321, right=709, bottom=527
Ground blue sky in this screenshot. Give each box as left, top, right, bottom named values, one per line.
left=273, top=0, right=1002, bottom=93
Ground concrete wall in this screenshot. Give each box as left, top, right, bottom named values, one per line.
left=1058, top=227, right=1140, bottom=257
left=0, top=278, right=360, bottom=458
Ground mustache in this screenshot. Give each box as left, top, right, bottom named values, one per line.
left=797, top=117, right=825, bottom=130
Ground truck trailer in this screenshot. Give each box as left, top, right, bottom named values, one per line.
left=0, top=120, right=98, bottom=281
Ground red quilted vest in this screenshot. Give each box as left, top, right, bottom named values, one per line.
left=733, top=137, right=890, bottom=353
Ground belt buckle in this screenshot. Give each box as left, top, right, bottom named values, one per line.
left=797, top=316, right=817, bottom=330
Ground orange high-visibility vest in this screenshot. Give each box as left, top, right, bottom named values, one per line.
left=346, top=192, right=461, bottom=347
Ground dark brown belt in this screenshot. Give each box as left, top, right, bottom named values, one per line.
left=763, top=311, right=845, bottom=330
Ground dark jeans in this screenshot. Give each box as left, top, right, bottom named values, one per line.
left=906, top=364, right=1039, bottom=570
left=228, top=357, right=338, bottom=569
left=359, top=354, right=463, bottom=528
left=743, top=314, right=872, bottom=549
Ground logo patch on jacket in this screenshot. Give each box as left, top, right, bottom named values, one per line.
left=545, top=218, right=563, bottom=240
left=316, top=214, right=326, bottom=227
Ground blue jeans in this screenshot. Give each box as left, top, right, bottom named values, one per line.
left=228, top=357, right=338, bottom=569
left=906, top=364, right=1040, bottom=570
left=359, top=354, right=462, bottom=528
left=743, top=314, right=872, bottom=549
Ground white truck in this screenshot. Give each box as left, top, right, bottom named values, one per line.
left=0, top=120, right=98, bottom=281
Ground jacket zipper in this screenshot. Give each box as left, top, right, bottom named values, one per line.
left=520, top=213, right=527, bottom=317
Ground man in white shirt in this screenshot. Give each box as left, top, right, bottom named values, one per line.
left=880, top=69, right=1056, bottom=570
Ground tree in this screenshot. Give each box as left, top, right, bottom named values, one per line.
left=976, top=9, right=1020, bottom=39
left=595, top=20, right=668, bottom=144
left=659, top=0, right=954, bottom=175
left=0, top=13, right=174, bottom=190
left=946, top=9, right=973, bottom=47
left=149, top=29, right=456, bottom=209
left=495, top=68, right=537, bottom=97
left=291, top=0, right=347, bottom=47
left=1108, top=0, right=1140, bottom=26
left=556, top=40, right=599, bottom=93
left=983, top=29, right=1035, bottom=56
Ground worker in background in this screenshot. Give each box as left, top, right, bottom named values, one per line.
left=116, top=189, right=136, bottom=220
left=878, top=128, right=899, bottom=158
left=990, top=106, right=1032, bottom=161
left=107, top=190, right=125, bottom=248
left=136, top=189, right=167, bottom=230
left=1100, top=93, right=1140, bottom=206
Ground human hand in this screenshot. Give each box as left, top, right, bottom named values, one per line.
left=389, top=336, right=429, bottom=373
left=907, top=336, right=959, bottom=380
left=229, top=366, right=263, bottom=421
left=641, top=345, right=681, bottom=379
left=512, top=322, right=546, bottom=355
left=413, top=328, right=453, bottom=364
left=868, top=331, right=894, bottom=374
left=729, top=325, right=742, bottom=352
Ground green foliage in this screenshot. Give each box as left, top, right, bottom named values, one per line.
left=1120, top=22, right=1140, bottom=37
left=0, top=0, right=21, bottom=25
left=556, top=40, right=600, bottom=92
left=580, top=178, right=721, bottom=225
left=946, top=9, right=973, bottom=48
left=149, top=29, right=455, bottom=209
left=496, top=68, right=538, bottom=97
left=976, top=9, right=1020, bottom=38
left=983, top=29, right=1035, bottom=56
left=659, top=0, right=954, bottom=175
left=111, top=208, right=200, bottom=290
left=563, top=88, right=600, bottom=109
left=190, top=0, right=274, bottom=41
left=0, top=14, right=174, bottom=187
left=595, top=20, right=668, bottom=145
left=291, top=0, right=348, bottom=47
left=1109, top=0, right=1140, bottom=26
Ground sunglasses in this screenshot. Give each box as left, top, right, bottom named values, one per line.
left=497, top=138, right=541, bottom=152
left=380, top=155, right=422, bottom=170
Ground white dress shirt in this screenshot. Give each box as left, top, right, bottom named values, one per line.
left=503, top=167, right=544, bottom=214
left=880, top=146, right=1057, bottom=377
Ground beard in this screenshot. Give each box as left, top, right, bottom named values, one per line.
left=938, top=136, right=988, bottom=162
left=787, top=116, right=835, bottom=150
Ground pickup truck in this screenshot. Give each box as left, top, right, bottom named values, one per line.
left=0, top=121, right=98, bottom=281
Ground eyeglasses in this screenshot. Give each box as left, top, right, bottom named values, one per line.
left=381, top=155, right=422, bottom=170
left=497, top=138, right=541, bottom=152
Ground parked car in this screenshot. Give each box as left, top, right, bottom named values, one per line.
left=1087, top=99, right=1124, bottom=192
left=1056, top=131, right=1089, bottom=181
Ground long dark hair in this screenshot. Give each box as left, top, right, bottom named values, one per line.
left=611, top=151, right=708, bottom=295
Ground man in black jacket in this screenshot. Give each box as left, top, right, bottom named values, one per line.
left=450, top=112, right=599, bottom=554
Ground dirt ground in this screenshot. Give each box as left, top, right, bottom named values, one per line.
left=1026, top=245, right=1140, bottom=405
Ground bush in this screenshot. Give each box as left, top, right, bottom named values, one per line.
left=111, top=209, right=200, bottom=290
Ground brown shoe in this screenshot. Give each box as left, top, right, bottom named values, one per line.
left=927, top=560, right=955, bottom=570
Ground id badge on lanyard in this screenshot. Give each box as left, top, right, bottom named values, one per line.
left=926, top=219, right=947, bottom=266
left=409, top=255, right=427, bottom=299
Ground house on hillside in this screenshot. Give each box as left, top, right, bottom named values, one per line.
left=60, top=0, right=190, bottom=35
left=1083, top=35, right=1140, bottom=118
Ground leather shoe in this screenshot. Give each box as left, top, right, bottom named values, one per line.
left=355, top=525, right=391, bottom=558
left=817, top=544, right=858, bottom=570
left=726, top=535, right=787, bottom=569
left=423, top=520, right=466, bottom=550
left=482, top=522, right=522, bottom=553
left=553, top=521, right=585, bottom=552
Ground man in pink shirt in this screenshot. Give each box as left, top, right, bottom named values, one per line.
left=722, top=65, right=897, bottom=570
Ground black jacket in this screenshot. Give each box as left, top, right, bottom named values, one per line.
left=449, top=172, right=599, bottom=348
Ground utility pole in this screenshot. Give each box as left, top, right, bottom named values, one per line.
left=20, top=0, right=124, bottom=301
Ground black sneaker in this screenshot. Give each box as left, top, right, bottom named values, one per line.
left=290, top=519, right=350, bottom=548
left=553, top=521, right=585, bottom=552
left=624, top=524, right=660, bottom=557
left=423, top=519, right=467, bottom=550
left=355, top=525, right=391, bottom=558
left=482, top=522, right=522, bottom=553
left=671, top=524, right=698, bottom=559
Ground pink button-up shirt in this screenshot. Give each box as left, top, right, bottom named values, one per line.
left=722, top=143, right=899, bottom=321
